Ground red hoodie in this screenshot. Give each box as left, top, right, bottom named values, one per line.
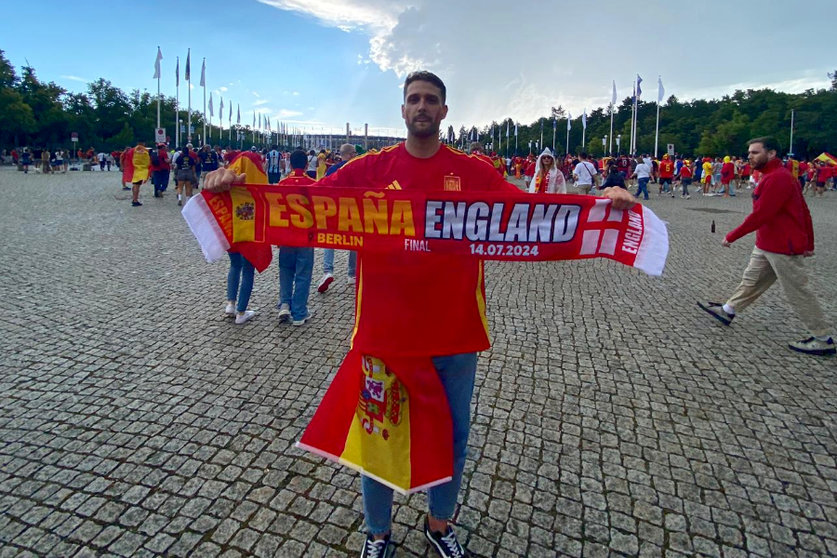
left=726, top=158, right=814, bottom=254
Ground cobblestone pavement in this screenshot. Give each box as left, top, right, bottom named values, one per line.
left=1, top=167, right=836, bottom=558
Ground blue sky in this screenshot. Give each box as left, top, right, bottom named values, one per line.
left=1, top=0, right=832, bottom=138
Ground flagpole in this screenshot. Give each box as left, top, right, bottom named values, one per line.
left=582, top=113, right=586, bottom=151
left=552, top=119, right=556, bottom=153
left=175, top=56, right=180, bottom=148
left=654, top=102, right=660, bottom=158
left=155, top=46, right=161, bottom=130
left=609, top=107, right=614, bottom=154
left=202, top=58, right=207, bottom=146
left=630, top=85, right=636, bottom=156
left=186, top=49, right=192, bottom=144
left=539, top=120, right=543, bottom=151
left=789, top=109, right=795, bottom=155
left=566, top=118, right=570, bottom=156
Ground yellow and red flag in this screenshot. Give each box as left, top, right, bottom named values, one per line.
left=296, top=351, right=453, bottom=494
left=815, top=152, right=837, bottom=166
left=182, top=152, right=273, bottom=272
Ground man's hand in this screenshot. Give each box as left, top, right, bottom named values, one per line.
left=202, top=168, right=245, bottom=192
left=601, top=187, right=636, bottom=210
left=722, top=238, right=731, bottom=247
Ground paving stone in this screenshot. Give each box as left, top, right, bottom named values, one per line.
left=1, top=171, right=837, bottom=556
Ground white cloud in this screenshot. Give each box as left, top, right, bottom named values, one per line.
left=253, top=99, right=270, bottom=106
left=277, top=109, right=303, bottom=117
left=219, top=86, right=228, bottom=92
left=252, top=91, right=261, bottom=98
left=259, top=0, right=835, bottom=130
left=60, top=75, right=88, bottom=83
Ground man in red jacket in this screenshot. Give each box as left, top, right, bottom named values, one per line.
left=698, top=137, right=833, bottom=355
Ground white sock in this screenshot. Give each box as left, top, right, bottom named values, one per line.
left=722, top=304, right=735, bottom=315
left=177, top=193, right=182, bottom=200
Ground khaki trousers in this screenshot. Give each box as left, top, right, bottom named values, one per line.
left=726, top=247, right=830, bottom=336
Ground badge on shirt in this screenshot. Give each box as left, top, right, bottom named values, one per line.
left=443, top=175, right=461, bottom=191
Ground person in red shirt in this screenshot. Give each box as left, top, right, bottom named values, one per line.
left=203, top=70, right=636, bottom=557
left=275, top=149, right=317, bottom=325
left=657, top=154, right=675, bottom=196
left=676, top=159, right=693, bottom=198
left=699, top=137, right=833, bottom=356
left=119, top=146, right=133, bottom=191
left=720, top=156, right=735, bottom=197
left=813, top=161, right=831, bottom=197
left=798, top=159, right=809, bottom=189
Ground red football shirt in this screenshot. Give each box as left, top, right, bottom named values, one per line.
left=319, top=143, right=518, bottom=356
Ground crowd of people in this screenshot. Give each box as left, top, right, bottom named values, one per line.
left=503, top=150, right=837, bottom=200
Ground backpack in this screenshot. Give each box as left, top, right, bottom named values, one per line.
left=149, top=149, right=160, bottom=166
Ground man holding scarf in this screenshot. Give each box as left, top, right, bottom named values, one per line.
left=203, top=71, right=636, bottom=558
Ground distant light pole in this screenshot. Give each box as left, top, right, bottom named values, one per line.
left=602, top=135, right=607, bottom=156
left=616, top=134, right=622, bottom=154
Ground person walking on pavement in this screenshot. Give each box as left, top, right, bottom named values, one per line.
left=317, top=143, right=359, bottom=293
left=698, top=137, right=834, bottom=356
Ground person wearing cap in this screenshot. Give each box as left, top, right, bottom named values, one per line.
left=528, top=147, right=566, bottom=194
left=719, top=156, right=735, bottom=197
left=676, top=159, right=693, bottom=198
left=658, top=154, right=675, bottom=197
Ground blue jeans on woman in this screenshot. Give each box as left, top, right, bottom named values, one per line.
left=278, top=246, right=314, bottom=320
left=226, top=252, right=255, bottom=313
left=636, top=177, right=650, bottom=200
left=322, top=249, right=357, bottom=277
left=362, top=352, right=478, bottom=536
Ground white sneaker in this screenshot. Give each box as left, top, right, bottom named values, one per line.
left=224, top=302, right=236, bottom=316
left=235, top=310, right=256, bottom=325
left=277, top=303, right=291, bottom=322
left=292, top=312, right=312, bottom=326
left=317, top=273, right=334, bottom=293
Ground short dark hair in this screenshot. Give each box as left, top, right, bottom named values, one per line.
left=403, top=71, right=446, bottom=103
left=747, top=136, right=781, bottom=153
left=579, top=152, right=589, bottom=159
left=290, top=149, right=308, bottom=170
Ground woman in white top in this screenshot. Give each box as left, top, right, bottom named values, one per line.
left=528, top=148, right=566, bottom=194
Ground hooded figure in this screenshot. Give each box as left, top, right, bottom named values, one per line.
left=528, top=147, right=566, bottom=194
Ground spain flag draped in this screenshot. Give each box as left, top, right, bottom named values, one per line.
left=182, top=152, right=273, bottom=272
left=296, top=351, right=454, bottom=494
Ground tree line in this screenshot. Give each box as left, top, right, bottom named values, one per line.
left=2, top=49, right=835, bottom=159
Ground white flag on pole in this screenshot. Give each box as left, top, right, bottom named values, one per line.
left=208, top=93, right=214, bottom=117
left=657, top=76, right=665, bottom=103
left=611, top=80, right=617, bottom=106
left=567, top=112, right=572, bottom=131
left=153, top=47, right=162, bottom=79
left=582, top=110, right=587, bottom=130
left=200, top=59, right=206, bottom=87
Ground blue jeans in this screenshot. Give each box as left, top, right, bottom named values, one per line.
left=226, top=252, right=255, bottom=313
left=636, top=177, right=650, bottom=199
left=322, top=249, right=357, bottom=277
left=278, top=246, right=314, bottom=320
left=362, top=352, right=478, bottom=536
